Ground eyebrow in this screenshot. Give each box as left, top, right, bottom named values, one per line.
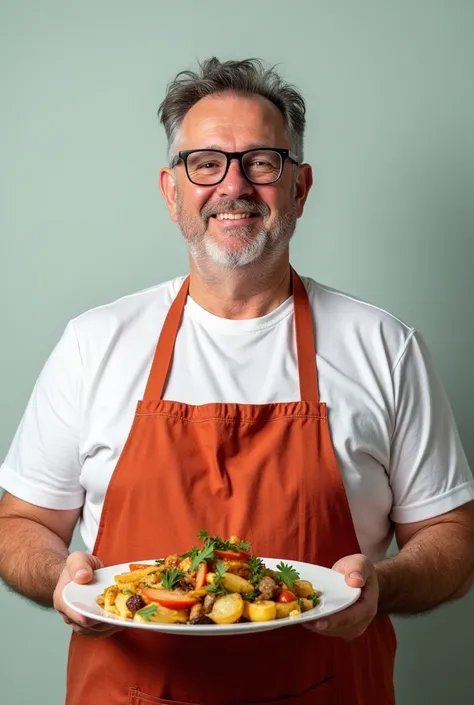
left=198, top=143, right=277, bottom=151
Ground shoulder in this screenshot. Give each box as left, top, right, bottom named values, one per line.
left=301, top=275, right=415, bottom=371
left=70, top=276, right=186, bottom=340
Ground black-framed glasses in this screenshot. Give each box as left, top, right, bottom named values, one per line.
left=170, top=148, right=299, bottom=186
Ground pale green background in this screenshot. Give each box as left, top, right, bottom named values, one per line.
left=1, top=1, right=473, bottom=703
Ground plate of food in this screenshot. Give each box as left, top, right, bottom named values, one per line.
left=63, top=531, right=361, bottom=635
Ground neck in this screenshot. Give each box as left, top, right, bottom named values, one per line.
left=187, top=256, right=292, bottom=320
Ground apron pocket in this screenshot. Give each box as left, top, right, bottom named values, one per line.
left=128, top=687, right=196, bottom=705
left=128, top=679, right=337, bottom=705
left=245, top=677, right=338, bottom=705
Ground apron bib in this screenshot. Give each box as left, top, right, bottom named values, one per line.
left=66, top=269, right=396, bottom=705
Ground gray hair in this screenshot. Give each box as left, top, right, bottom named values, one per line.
left=157, top=57, right=306, bottom=164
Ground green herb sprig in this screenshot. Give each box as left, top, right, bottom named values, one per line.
left=197, top=530, right=251, bottom=554
left=248, top=556, right=265, bottom=585
left=275, top=562, right=300, bottom=590
left=203, top=562, right=229, bottom=596
left=190, top=541, right=216, bottom=572
left=161, top=569, right=184, bottom=590
left=136, top=604, right=158, bottom=620
left=307, top=592, right=321, bottom=606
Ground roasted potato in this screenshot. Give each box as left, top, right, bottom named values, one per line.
left=208, top=593, right=244, bottom=624
left=275, top=600, right=300, bottom=619
left=247, top=600, right=277, bottom=622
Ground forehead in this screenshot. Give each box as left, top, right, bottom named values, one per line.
left=178, top=93, right=289, bottom=150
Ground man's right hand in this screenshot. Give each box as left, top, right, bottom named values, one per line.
left=53, top=551, right=123, bottom=638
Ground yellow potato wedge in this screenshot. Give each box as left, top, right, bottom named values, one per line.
left=293, top=580, right=315, bottom=598
left=208, top=593, right=244, bottom=624
left=247, top=600, right=277, bottom=622
left=276, top=600, right=299, bottom=619
left=114, top=566, right=158, bottom=584
left=134, top=604, right=188, bottom=624
left=104, top=585, right=119, bottom=615
left=222, top=572, right=254, bottom=594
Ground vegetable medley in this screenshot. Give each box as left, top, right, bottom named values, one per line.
left=97, top=531, right=322, bottom=625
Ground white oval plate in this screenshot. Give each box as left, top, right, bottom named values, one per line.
left=62, top=557, right=361, bottom=636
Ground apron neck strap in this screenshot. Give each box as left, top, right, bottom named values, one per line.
left=143, top=268, right=320, bottom=403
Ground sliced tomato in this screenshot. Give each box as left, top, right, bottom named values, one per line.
left=278, top=590, right=297, bottom=603
left=129, top=563, right=153, bottom=571
left=214, top=548, right=251, bottom=561
left=195, top=561, right=208, bottom=589
left=142, top=588, right=198, bottom=610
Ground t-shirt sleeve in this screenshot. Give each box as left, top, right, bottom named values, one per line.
left=0, top=321, right=85, bottom=509
left=389, top=330, right=474, bottom=523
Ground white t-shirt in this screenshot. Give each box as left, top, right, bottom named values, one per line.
left=1, top=275, right=473, bottom=562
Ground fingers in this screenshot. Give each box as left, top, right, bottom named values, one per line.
left=302, top=554, right=379, bottom=641
left=53, top=551, right=116, bottom=638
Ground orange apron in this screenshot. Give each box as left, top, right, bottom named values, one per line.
left=66, top=269, right=396, bottom=705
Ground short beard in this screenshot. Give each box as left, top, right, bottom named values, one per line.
left=176, top=189, right=298, bottom=271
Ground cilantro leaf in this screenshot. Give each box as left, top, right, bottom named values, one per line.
left=242, top=589, right=261, bottom=601
left=161, top=569, right=184, bottom=590
left=190, top=541, right=216, bottom=572
left=275, top=562, right=300, bottom=590
left=248, top=556, right=265, bottom=585
left=214, top=562, right=229, bottom=585
left=203, top=584, right=227, bottom=596
left=307, top=592, right=321, bottom=606
left=136, top=604, right=158, bottom=620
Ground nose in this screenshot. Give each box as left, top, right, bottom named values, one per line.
left=215, top=158, right=255, bottom=199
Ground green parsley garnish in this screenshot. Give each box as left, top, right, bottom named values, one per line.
left=307, top=592, right=321, bottom=606
left=214, top=562, right=229, bottom=584
left=242, top=589, right=261, bottom=601
left=190, top=541, right=216, bottom=572
left=275, top=562, right=300, bottom=590
left=248, top=556, right=265, bottom=585
left=203, top=562, right=229, bottom=596
left=154, top=558, right=165, bottom=566
left=297, top=597, right=304, bottom=609
left=136, top=604, right=158, bottom=620
left=195, top=529, right=251, bottom=555
left=121, top=589, right=133, bottom=595
left=161, top=569, right=184, bottom=590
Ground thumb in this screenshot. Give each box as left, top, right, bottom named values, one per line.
left=332, top=553, right=369, bottom=588
left=66, top=552, right=104, bottom=584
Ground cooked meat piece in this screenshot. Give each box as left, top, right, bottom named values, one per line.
left=257, top=575, right=278, bottom=601
left=203, top=594, right=217, bottom=614
left=189, top=615, right=213, bottom=625
left=126, top=595, right=145, bottom=614
left=164, top=553, right=182, bottom=569
left=189, top=604, right=204, bottom=622
left=183, top=572, right=196, bottom=587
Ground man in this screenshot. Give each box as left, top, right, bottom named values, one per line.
left=0, top=57, right=473, bottom=705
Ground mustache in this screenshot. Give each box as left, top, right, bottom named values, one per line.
left=201, top=199, right=270, bottom=220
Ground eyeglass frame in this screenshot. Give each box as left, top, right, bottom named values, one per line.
left=170, top=147, right=300, bottom=186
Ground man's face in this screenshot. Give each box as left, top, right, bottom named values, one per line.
left=161, top=93, right=312, bottom=270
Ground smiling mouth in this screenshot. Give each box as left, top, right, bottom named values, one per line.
left=210, top=212, right=260, bottom=221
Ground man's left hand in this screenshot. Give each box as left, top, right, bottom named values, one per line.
left=303, top=554, right=379, bottom=641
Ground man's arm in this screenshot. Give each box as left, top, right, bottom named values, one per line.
left=304, top=503, right=474, bottom=640
left=0, top=491, right=80, bottom=607
left=376, top=501, right=474, bottom=615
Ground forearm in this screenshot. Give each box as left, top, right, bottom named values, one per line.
left=375, top=523, right=474, bottom=615
left=0, top=516, right=68, bottom=607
